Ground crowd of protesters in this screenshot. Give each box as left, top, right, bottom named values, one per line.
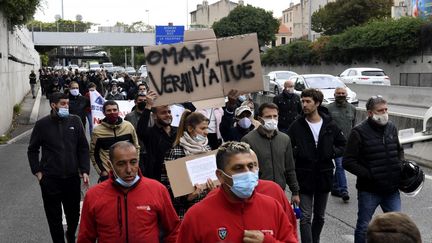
left=28, top=67, right=422, bottom=243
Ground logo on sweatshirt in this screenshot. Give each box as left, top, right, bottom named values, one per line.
left=218, top=227, right=228, bottom=240
left=136, top=205, right=151, bottom=211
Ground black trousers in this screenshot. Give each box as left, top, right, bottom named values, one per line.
left=40, top=176, right=81, bottom=243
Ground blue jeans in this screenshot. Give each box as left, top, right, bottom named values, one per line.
left=86, top=112, right=93, bottom=134
left=354, top=190, right=401, bottom=243
left=332, top=157, right=348, bottom=194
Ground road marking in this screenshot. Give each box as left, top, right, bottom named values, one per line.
left=425, top=174, right=432, bottom=180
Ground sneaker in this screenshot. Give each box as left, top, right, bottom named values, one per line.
left=341, top=193, right=350, bottom=202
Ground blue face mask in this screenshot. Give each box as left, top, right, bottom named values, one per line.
left=194, top=134, right=207, bottom=143
left=222, top=170, right=259, bottom=199
left=57, top=107, right=69, bottom=118
left=115, top=175, right=140, bottom=188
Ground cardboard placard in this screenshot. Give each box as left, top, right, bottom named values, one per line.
left=217, top=33, right=263, bottom=94
left=144, top=31, right=264, bottom=106
left=165, top=151, right=220, bottom=198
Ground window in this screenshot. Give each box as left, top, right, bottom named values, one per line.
left=348, top=70, right=357, bottom=76
left=272, top=40, right=276, bottom=47
left=289, top=12, right=292, bottom=22
left=281, top=37, right=286, bottom=45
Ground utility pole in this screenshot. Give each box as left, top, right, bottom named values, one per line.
left=124, top=49, right=127, bottom=67
left=61, top=0, right=64, bottom=19
left=308, top=0, right=312, bottom=41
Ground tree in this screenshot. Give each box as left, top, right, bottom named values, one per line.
left=0, top=0, right=41, bottom=27
left=27, top=19, right=93, bottom=32
left=128, top=21, right=154, bottom=32
left=212, top=5, right=279, bottom=47
left=311, top=0, right=393, bottom=35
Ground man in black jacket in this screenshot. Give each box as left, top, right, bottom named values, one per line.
left=288, top=89, right=346, bottom=243
left=273, top=80, right=302, bottom=134
left=28, top=92, right=90, bottom=243
left=137, top=91, right=177, bottom=181
left=68, top=81, right=90, bottom=128
left=343, top=95, right=403, bottom=243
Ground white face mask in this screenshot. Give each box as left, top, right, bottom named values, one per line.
left=238, top=117, right=252, bottom=129
left=262, top=118, right=278, bottom=131
left=372, top=113, right=389, bottom=126
left=69, top=89, right=79, bottom=96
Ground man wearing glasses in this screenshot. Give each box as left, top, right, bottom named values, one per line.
left=343, top=95, right=404, bottom=243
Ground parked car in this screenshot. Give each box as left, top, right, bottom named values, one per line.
left=339, top=67, right=391, bottom=86
left=125, top=66, right=136, bottom=76
left=89, top=62, right=101, bottom=72
left=102, top=62, right=114, bottom=73
left=78, top=66, right=89, bottom=73
left=289, top=74, right=358, bottom=105
left=54, top=65, right=63, bottom=71
left=68, top=64, right=79, bottom=72
left=112, top=66, right=125, bottom=73
left=267, top=71, right=298, bottom=94
left=138, top=65, right=148, bottom=78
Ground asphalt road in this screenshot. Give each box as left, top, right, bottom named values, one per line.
left=0, top=96, right=431, bottom=242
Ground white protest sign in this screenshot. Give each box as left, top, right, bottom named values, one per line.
left=185, top=154, right=218, bottom=185
left=90, top=91, right=135, bottom=127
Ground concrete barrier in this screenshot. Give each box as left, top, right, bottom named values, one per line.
left=346, top=84, right=432, bottom=109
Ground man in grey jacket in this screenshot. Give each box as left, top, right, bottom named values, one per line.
left=326, top=87, right=356, bottom=202
left=241, top=102, right=300, bottom=205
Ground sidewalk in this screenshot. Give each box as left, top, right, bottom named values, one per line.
left=7, top=85, right=43, bottom=143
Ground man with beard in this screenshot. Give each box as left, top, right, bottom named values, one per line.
left=28, top=92, right=89, bottom=243
left=287, top=89, right=346, bottom=243
left=137, top=91, right=177, bottom=181
left=90, top=100, right=139, bottom=182
left=326, top=87, right=356, bottom=202
left=68, top=81, right=90, bottom=128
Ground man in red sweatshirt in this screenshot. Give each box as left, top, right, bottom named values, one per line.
left=177, top=141, right=298, bottom=243
left=78, top=141, right=180, bottom=243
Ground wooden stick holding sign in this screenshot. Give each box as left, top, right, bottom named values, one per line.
left=144, top=31, right=263, bottom=106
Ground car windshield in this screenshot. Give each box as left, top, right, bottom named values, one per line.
left=305, top=76, right=344, bottom=89
left=90, top=64, right=99, bottom=68
left=361, top=71, right=385, bottom=76
left=139, top=66, right=147, bottom=72
left=275, top=72, right=295, bottom=79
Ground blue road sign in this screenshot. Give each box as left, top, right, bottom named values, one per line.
left=155, top=25, right=185, bottom=45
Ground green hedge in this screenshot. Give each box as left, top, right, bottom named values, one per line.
left=261, top=17, right=431, bottom=65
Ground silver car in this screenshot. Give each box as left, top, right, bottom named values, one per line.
left=267, top=71, right=298, bottom=94
left=289, top=74, right=358, bottom=106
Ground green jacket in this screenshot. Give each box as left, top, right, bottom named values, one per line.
left=326, top=101, right=356, bottom=139
left=241, top=126, right=299, bottom=194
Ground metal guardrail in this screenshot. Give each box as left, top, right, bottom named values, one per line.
left=400, top=73, right=432, bottom=87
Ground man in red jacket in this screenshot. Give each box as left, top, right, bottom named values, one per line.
left=78, top=141, right=180, bottom=243
left=177, top=141, right=298, bottom=243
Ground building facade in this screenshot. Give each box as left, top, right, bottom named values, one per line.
left=282, top=0, right=336, bottom=42
left=190, top=0, right=244, bottom=29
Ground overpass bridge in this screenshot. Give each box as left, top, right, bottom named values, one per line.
left=32, top=32, right=156, bottom=46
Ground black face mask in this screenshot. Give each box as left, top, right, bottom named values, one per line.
left=137, top=101, right=146, bottom=111
left=335, top=96, right=347, bottom=103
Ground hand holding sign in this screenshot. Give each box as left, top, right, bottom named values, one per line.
left=145, top=90, right=158, bottom=109
left=227, top=89, right=240, bottom=107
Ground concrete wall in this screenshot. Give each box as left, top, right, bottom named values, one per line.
left=263, top=55, right=432, bottom=86
left=0, top=11, right=40, bottom=135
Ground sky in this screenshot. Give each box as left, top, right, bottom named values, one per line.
left=34, top=0, right=298, bottom=28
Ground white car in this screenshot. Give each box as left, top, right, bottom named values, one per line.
left=138, top=65, right=148, bottom=78
left=267, top=70, right=298, bottom=94
left=89, top=63, right=101, bottom=72
left=339, top=67, right=391, bottom=85
left=289, top=74, right=358, bottom=106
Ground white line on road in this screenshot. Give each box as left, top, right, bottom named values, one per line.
left=425, top=174, right=432, bottom=180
